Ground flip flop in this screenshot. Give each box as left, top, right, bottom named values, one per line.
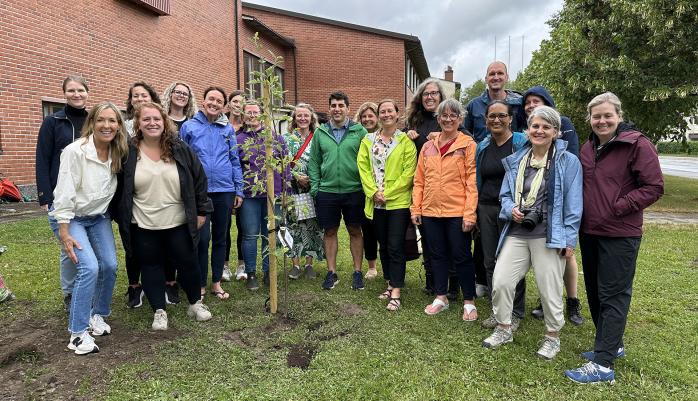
left=211, top=290, right=230, bottom=300
left=424, top=298, right=449, bottom=315
left=463, top=303, right=478, bottom=322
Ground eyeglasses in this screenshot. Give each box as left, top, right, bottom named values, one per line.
left=422, top=90, right=440, bottom=99
left=172, top=90, right=189, bottom=97
left=486, top=113, right=510, bottom=121
left=439, top=113, right=460, bottom=121
left=245, top=111, right=261, bottom=117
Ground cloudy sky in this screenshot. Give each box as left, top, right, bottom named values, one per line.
left=246, top=0, right=564, bottom=88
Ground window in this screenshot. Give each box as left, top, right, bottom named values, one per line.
left=244, top=51, right=284, bottom=105
left=42, top=101, right=65, bottom=119
left=126, top=0, right=171, bottom=16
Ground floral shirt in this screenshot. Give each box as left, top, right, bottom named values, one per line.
left=371, top=132, right=399, bottom=209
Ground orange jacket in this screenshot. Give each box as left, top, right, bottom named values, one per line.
left=411, top=132, right=478, bottom=222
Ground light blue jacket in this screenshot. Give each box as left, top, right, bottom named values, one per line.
left=496, top=139, right=583, bottom=256
left=180, top=111, right=244, bottom=196
left=475, top=131, right=528, bottom=192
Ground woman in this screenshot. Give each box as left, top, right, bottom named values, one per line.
left=223, top=90, right=246, bottom=282
left=181, top=87, right=244, bottom=300
left=354, top=102, right=380, bottom=279
left=476, top=100, right=528, bottom=331
left=36, top=75, right=90, bottom=313
left=565, top=93, right=663, bottom=384
left=50, top=102, right=128, bottom=355
left=115, top=102, right=213, bottom=330
left=124, top=82, right=161, bottom=136
left=482, top=106, right=582, bottom=361
left=286, top=103, right=325, bottom=280
left=236, top=101, right=290, bottom=291
left=162, top=81, right=198, bottom=131
left=411, top=99, right=478, bottom=320
left=358, top=99, right=416, bottom=311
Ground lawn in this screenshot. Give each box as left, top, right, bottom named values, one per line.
left=0, top=216, right=697, bottom=401
left=649, top=175, right=698, bottom=213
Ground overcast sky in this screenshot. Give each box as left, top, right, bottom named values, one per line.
left=246, top=0, right=564, bottom=88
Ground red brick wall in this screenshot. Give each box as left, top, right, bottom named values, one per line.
left=0, top=0, right=242, bottom=187
left=242, top=6, right=407, bottom=119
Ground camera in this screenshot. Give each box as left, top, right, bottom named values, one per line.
left=520, top=207, right=542, bottom=231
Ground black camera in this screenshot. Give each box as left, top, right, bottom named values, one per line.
left=520, top=207, right=542, bottom=231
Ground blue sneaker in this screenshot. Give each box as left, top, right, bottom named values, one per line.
left=565, top=362, right=616, bottom=384
left=581, top=347, right=625, bottom=362
left=351, top=271, right=365, bottom=290
left=322, top=272, right=339, bottom=290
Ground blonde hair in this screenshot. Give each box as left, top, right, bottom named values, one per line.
left=162, top=81, right=198, bottom=119
left=80, top=102, right=128, bottom=173
left=587, top=92, right=624, bottom=121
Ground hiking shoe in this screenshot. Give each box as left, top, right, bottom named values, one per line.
left=235, top=264, right=247, bottom=281
left=304, top=264, right=316, bottom=279
left=165, top=283, right=181, bottom=305
left=511, top=316, right=522, bottom=332
left=483, top=327, right=513, bottom=349
left=152, top=309, right=168, bottom=331
left=246, top=274, right=260, bottom=291
left=364, top=268, right=378, bottom=279
left=263, top=272, right=270, bottom=286
left=322, top=271, right=339, bottom=290
left=63, top=294, right=72, bottom=314
left=481, top=314, right=498, bottom=329
left=566, top=297, right=584, bottom=326
left=536, top=335, right=561, bottom=360
left=565, top=362, right=616, bottom=384
left=89, top=314, right=111, bottom=336
left=289, top=265, right=302, bottom=279
left=582, top=347, right=625, bottom=362
left=531, top=299, right=544, bottom=319
left=221, top=264, right=232, bottom=282
left=187, top=300, right=212, bottom=322
left=127, top=286, right=144, bottom=308
left=475, top=283, right=488, bottom=298
left=351, top=271, right=365, bottom=290
left=68, top=332, right=99, bottom=355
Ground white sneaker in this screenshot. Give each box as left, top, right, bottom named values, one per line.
left=89, top=314, right=111, bottom=336
left=482, top=327, right=513, bottom=349
left=68, top=331, right=99, bottom=355
left=152, top=309, right=168, bottom=331
left=235, top=264, right=247, bottom=281
left=475, top=284, right=489, bottom=298
left=221, top=264, right=232, bottom=282
left=536, top=335, right=561, bottom=360
left=187, top=300, right=212, bottom=321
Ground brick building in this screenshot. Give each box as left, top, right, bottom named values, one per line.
left=0, top=0, right=429, bottom=194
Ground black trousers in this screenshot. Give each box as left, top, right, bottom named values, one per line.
left=362, top=215, right=378, bottom=261
left=131, top=224, right=201, bottom=311
left=479, top=203, right=526, bottom=317
left=422, top=217, right=475, bottom=300
left=225, top=207, right=244, bottom=263
left=373, top=208, right=410, bottom=288
left=123, top=242, right=176, bottom=285
left=473, top=235, right=487, bottom=286
left=580, top=232, right=641, bottom=368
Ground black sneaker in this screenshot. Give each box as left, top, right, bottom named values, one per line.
left=566, top=297, right=585, bottom=326
left=63, top=293, right=72, bottom=314
left=322, top=272, right=339, bottom=290
left=288, top=265, right=302, bottom=279
left=351, top=271, right=365, bottom=290
left=263, top=272, right=270, bottom=286
left=165, top=283, right=181, bottom=305
left=531, top=300, right=544, bottom=319
left=127, top=286, right=144, bottom=308
left=246, top=274, right=260, bottom=291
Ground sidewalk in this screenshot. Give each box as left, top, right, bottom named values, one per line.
left=0, top=202, right=44, bottom=224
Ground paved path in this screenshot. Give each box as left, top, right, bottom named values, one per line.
left=659, top=155, right=698, bottom=179
left=644, top=211, right=698, bottom=225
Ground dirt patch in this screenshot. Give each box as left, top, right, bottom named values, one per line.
left=338, top=303, right=365, bottom=317
left=0, top=305, right=183, bottom=401
left=0, top=203, right=44, bottom=224
left=286, top=343, right=317, bottom=370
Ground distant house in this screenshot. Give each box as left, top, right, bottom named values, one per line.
left=686, top=116, right=698, bottom=141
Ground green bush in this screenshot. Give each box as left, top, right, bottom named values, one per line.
left=656, top=141, right=698, bottom=155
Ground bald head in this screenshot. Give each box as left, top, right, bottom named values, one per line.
left=485, top=61, right=509, bottom=95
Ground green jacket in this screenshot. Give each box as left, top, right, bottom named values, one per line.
left=357, top=130, right=417, bottom=219
left=308, top=120, right=367, bottom=196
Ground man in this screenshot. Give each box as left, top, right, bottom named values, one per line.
left=464, top=61, right=523, bottom=143
left=308, top=91, right=368, bottom=291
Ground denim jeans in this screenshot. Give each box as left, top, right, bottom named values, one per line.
left=239, top=198, right=281, bottom=275
left=198, top=192, right=234, bottom=287
left=48, top=206, right=77, bottom=296
left=51, top=213, right=118, bottom=334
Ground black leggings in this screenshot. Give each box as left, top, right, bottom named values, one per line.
left=131, top=224, right=201, bottom=311
left=225, top=207, right=243, bottom=263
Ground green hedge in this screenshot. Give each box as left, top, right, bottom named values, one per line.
left=656, top=141, right=698, bottom=155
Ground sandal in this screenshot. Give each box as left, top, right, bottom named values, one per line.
left=387, top=297, right=401, bottom=311
left=462, top=303, right=478, bottom=322
left=424, top=298, right=449, bottom=315
left=378, top=287, right=393, bottom=300
left=211, top=290, right=230, bottom=300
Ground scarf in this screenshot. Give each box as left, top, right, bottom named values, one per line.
left=514, top=148, right=552, bottom=208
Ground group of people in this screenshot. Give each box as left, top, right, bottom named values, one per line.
left=36, top=60, right=664, bottom=384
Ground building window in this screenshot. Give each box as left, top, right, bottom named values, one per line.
left=244, top=51, right=284, bottom=105
left=126, top=0, right=171, bottom=16
left=42, top=101, right=65, bottom=119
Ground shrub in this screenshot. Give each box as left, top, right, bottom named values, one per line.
left=656, top=141, right=698, bottom=155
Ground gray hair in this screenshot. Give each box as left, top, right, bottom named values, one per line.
left=527, top=105, right=561, bottom=133
left=586, top=92, right=623, bottom=121
left=436, top=98, right=465, bottom=117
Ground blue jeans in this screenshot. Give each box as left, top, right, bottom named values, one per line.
left=239, top=198, right=280, bottom=275
left=198, top=192, right=234, bottom=287
left=48, top=206, right=77, bottom=296
left=51, top=214, right=118, bottom=334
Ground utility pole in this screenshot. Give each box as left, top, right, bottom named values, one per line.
left=508, top=35, right=511, bottom=67
left=494, top=35, right=497, bottom=60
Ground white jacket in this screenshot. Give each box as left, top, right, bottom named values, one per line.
left=49, top=135, right=117, bottom=223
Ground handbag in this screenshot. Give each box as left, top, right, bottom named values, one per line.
left=404, top=222, right=420, bottom=261
left=291, top=192, right=316, bottom=221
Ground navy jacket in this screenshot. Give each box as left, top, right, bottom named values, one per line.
left=464, top=89, right=523, bottom=143
left=519, top=86, right=580, bottom=157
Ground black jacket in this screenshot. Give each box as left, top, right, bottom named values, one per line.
left=35, top=106, right=87, bottom=205
left=113, top=139, right=213, bottom=257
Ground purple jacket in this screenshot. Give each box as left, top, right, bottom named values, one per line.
left=580, top=122, right=663, bottom=237
left=236, top=126, right=291, bottom=198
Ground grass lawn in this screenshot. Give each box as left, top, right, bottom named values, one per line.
left=1, top=217, right=697, bottom=401
left=649, top=175, right=698, bottom=213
